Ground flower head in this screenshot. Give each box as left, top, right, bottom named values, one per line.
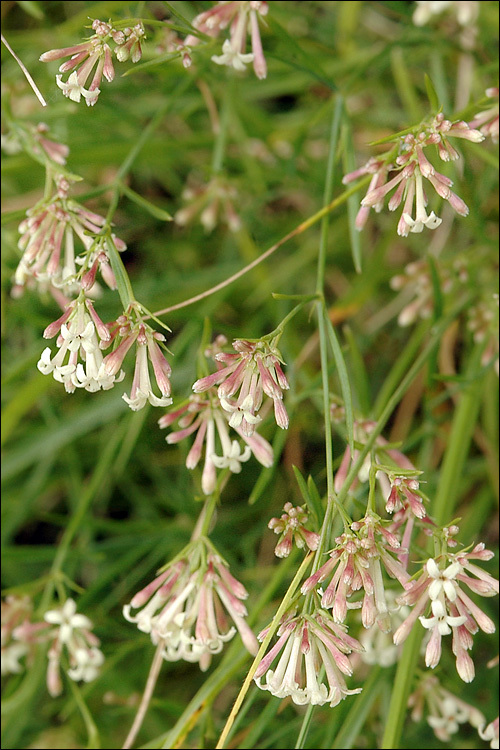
left=123, top=540, right=258, bottom=671
left=394, top=546, right=499, bottom=682
left=343, top=113, right=484, bottom=236
left=254, top=610, right=363, bottom=706
left=268, top=503, right=320, bottom=558
left=193, top=338, right=289, bottom=436
left=469, top=87, right=499, bottom=143
left=187, top=1, right=268, bottom=79
left=302, top=513, right=409, bottom=632
left=43, top=598, right=103, bottom=696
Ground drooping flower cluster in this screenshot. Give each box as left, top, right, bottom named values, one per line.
left=394, top=545, right=499, bottom=682
left=38, top=298, right=173, bottom=408
left=193, top=337, right=289, bottom=436
left=1, top=596, right=104, bottom=696
left=343, top=113, right=485, bottom=236
left=254, top=609, right=363, bottom=706
left=159, top=388, right=273, bottom=495
left=185, top=1, right=268, bottom=79
left=389, top=259, right=455, bottom=327
left=268, top=503, right=320, bottom=558
left=123, top=539, right=258, bottom=671
left=40, top=19, right=145, bottom=106
left=174, top=176, right=242, bottom=233
left=302, top=513, right=410, bottom=632
left=43, top=599, right=104, bottom=696
left=408, top=674, right=485, bottom=743
left=14, top=172, right=124, bottom=295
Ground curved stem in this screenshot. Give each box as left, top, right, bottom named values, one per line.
left=122, top=641, right=165, bottom=750
left=150, top=177, right=371, bottom=319
left=1, top=33, right=47, bottom=107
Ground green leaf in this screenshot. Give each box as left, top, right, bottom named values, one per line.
left=120, top=183, right=173, bottom=221
left=17, top=1, right=44, bottom=19
left=323, top=312, right=355, bottom=455
left=342, top=118, right=363, bottom=274
left=424, top=72, right=441, bottom=112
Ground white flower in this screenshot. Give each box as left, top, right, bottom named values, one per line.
left=1, top=642, right=29, bottom=675
left=211, top=39, right=254, bottom=72
left=44, top=599, right=92, bottom=644
left=67, top=646, right=104, bottom=682
left=427, top=558, right=461, bottom=601
left=56, top=72, right=99, bottom=105
left=419, top=598, right=466, bottom=636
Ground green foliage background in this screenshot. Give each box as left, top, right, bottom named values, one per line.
left=1, top=2, right=499, bottom=748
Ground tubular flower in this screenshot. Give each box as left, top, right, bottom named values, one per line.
left=343, top=113, right=484, bottom=236
left=268, top=503, right=320, bottom=558
left=159, top=389, right=273, bottom=495
left=254, top=610, right=363, bottom=707
left=479, top=717, right=500, bottom=749
left=123, top=541, right=258, bottom=671
left=40, top=19, right=145, bottom=106
left=14, top=174, right=125, bottom=294
left=186, top=1, right=268, bottom=79
left=301, top=514, right=410, bottom=632
left=394, top=548, right=499, bottom=682
left=43, top=599, right=104, bottom=696
left=193, top=338, right=289, bottom=436
left=409, top=674, right=485, bottom=743
left=37, top=296, right=123, bottom=394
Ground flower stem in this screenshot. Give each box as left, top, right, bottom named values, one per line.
left=122, top=640, right=165, bottom=750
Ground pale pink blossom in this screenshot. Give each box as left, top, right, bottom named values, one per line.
left=268, top=503, right=320, bottom=558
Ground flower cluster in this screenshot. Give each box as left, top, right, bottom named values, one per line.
left=193, top=337, right=289, bottom=436
left=412, top=1, right=480, bottom=28
left=174, top=176, right=242, bottom=233
left=302, top=513, right=410, bottom=632
left=43, top=599, right=104, bottom=696
left=268, top=503, right=320, bottom=558
left=185, top=1, right=268, bottom=79
left=159, top=388, right=273, bottom=495
left=394, top=546, right=499, bottom=682
left=40, top=19, right=145, bottom=105
left=38, top=298, right=173, bottom=408
left=469, top=87, right=499, bottom=143
left=343, top=113, right=484, bottom=236
left=123, top=539, right=258, bottom=671
left=408, top=674, right=485, bottom=743
left=14, top=172, right=124, bottom=295
left=254, top=610, right=363, bottom=706
left=1, top=596, right=103, bottom=696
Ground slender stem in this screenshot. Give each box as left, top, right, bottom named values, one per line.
left=122, top=641, right=165, bottom=750
left=150, top=177, right=371, bottom=319
left=1, top=33, right=47, bottom=107
left=215, top=553, right=315, bottom=749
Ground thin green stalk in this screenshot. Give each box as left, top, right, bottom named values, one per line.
left=67, top=678, right=101, bottom=749
left=211, top=78, right=233, bottom=175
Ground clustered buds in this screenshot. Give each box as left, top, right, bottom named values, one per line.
left=343, top=113, right=484, bottom=236
left=268, top=503, right=320, bottom=558
left=185, top=1, right=269, bottom=79
left=40, top=19, right=145, bottom=106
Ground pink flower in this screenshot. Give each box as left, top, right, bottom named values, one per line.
left=187, top=1, right=268, bottom=79
left=394, top=551, right=498, bottom=682
left=159, top=389, right=273, bottom=495
left=193, top=338, right=289, bottom=436
left=268, top=503, right=320, bottom=558
left=302, top=514, right=409, bottom=632
left=344, top=113, right=484, bottom=236
left=469, top=87, right=499, bottom=143
left=254, top=610, right=363, bottom=706
left=123, top=542, right=258, bottom=671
